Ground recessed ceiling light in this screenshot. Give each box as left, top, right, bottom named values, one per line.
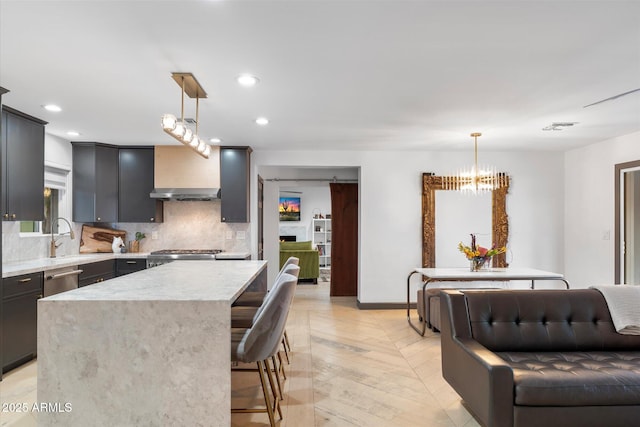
left=43, top=104, right=62, bottom=112
left=255, top=117, right=269, bottom=126
left=67, top=131, right=80, bottom=137
left=209, top=137, right=222, bottom=144
left=237, top=74, right=259, bottom=87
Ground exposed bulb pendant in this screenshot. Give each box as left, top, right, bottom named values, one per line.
left=161, top=72, right=211, bottom=159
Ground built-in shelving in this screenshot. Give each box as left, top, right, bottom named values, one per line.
left=312, top=218, right=332, bottom=267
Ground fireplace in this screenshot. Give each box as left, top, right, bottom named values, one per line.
left=279, top=235, right=297, bottom=242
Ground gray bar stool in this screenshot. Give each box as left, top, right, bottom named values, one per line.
left=232, top=264, right=300, bottom=398
left=231, top=272, right=299, bottom=427
left=232, top=259, right=300, bottom=363
left=232, top=256, right=299, bottom=307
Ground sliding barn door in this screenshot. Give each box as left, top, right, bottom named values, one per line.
left=330, top=183, right=358, bottom=296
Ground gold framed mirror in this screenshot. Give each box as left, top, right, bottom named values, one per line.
left=422, top=172, right=510, bottom=268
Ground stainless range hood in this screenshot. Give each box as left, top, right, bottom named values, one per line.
left=152, top=146, right=221, bottom=201
left=150, top=188, right=221, bottom=201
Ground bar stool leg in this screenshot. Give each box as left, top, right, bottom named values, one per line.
left=264, top=358, right=282, bottom=419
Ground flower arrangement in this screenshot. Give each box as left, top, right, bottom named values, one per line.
left=458, top=234, right=506, bottom=271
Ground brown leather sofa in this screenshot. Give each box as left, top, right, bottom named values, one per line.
left=440, top=289, right=640, bottom=427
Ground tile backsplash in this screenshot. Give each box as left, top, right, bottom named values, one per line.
left=2, top=201, right=251, bottom=263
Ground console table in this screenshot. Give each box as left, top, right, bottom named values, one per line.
left=407, top=267, right=570, bottom=336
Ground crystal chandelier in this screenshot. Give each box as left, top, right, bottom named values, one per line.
left=444, top=132, right=507, bottom=194
left=161, top=72, right=211, bottom=159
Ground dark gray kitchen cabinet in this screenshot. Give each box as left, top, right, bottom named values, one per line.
left=1, top=106, right=46, bottom=221
left=72, top=142, right=119, bottom=223
left=119, top=147, right=163, bottom=223
left=220, top=146, right=252, bottom=223
left=116, top=258, right=147, bottom=277
left=2, top=272, right=43, bottom=373
left=78, top=260, right=115, bottom=287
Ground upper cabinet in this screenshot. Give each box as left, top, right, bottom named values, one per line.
left=72, top=142, right=119, bottom=223
left=73, top=143, right=161, bottom=224
left=119, top=147, right=163, bottom=223
left=220, top=146, right=252, bottom=223
left=1, top=106, right=46, bottom=221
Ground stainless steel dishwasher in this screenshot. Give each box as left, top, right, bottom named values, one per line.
left=44, top=265, right=83, bottom=297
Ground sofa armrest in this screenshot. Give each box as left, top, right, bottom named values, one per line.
left=440, top=291, right=514, bottom=427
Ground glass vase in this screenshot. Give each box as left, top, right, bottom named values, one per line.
left=470, top=258, right=487, bottom=272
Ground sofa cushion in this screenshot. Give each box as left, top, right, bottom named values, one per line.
left=498, top=351, right=640, bottom=406
left=464, top=290, right=640, bottom=352
left=280, top=240, right=312, bottom=251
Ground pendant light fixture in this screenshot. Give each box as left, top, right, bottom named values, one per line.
left=444, top=132, right=507, bottom=194
left=161, top=72, right=211, bottom=159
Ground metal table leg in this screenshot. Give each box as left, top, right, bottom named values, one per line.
left=407, top=271, right=433, bottom=336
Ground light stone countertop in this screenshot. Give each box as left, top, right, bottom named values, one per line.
left=41, top=260, right=267, bottom=302
left=2, top=252, right=150, bottom=278
left=2, top=252, right=253, bottom=278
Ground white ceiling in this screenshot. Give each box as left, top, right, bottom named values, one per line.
left=1, top=0, right=639, bottom=152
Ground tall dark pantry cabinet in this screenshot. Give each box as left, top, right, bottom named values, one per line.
left=0, top=94, right=47, bottom=377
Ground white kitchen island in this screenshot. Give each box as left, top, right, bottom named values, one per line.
left=37, top=260, right=267, bottom=427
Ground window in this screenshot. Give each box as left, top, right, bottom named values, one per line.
left=20, top=163, right=71, bottom=235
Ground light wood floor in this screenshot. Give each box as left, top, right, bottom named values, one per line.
left=0, top=282, right=478, bottom=427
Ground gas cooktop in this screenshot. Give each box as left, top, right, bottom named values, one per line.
left=146, top=249, right=225, bottom=267
left=150, top=249, right=224, bottom=255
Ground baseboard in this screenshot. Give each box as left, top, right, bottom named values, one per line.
left=357, top=300, right=415, bottom=310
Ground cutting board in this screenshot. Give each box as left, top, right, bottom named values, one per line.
left=79, top=225, right=127, bottom=253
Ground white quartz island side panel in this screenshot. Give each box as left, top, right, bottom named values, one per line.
left=37, top=260, right=267, bottom=427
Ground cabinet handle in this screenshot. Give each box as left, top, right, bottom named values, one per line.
left=96, top=217, right=101, bottom=221
left=126, top=261, right=137, bottom=264
left=18, top=277, right=33, bottom=283
left=46, top=269, right=83, bottom=280
left=150, top=217, right=154, bottom=221
left=11, top=213, right=16, bottom=219
left=3, top=213, right=8, bottom=219
left=222, top=217, right=226, bottom=221
left=37, top=294, right=43, bottom=299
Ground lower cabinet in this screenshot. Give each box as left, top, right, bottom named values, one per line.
left=2, top=272, right=43, bottom=373
left=116, top=259, right=146, bottom=277
left=79, top=260, right=115, bottom=287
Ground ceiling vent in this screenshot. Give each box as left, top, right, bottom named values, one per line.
left=542, top=122, right=579, bottom=131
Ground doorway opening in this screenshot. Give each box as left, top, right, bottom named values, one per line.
left=615, top=160, right=640, bottom=284
left=259, top=166, right=360, bottom=297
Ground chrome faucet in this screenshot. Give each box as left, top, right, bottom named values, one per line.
left=50, top=217, right=76, bottom=258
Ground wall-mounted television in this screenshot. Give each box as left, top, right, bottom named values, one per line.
left=279, top=197, right=301, bottom=221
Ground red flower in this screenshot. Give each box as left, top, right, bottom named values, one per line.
left=477, top=246, right=488, bottom=257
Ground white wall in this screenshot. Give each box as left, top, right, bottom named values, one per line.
left=564, top=130, right=640, bottom=288
left=279, top=186, right=331, bottom=242
left=252, top=149, right=565, bottom=303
